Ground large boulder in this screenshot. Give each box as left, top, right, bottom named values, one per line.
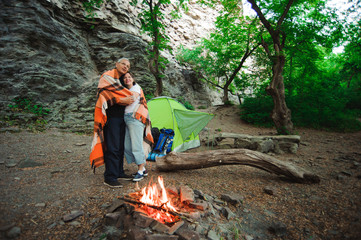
left=0, top=0, right=222, bottom=132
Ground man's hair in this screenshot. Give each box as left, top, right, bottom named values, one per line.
left=117, top=57, right=129, bottom=63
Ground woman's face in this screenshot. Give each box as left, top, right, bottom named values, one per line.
left=123, top=73, right=134, bottom=88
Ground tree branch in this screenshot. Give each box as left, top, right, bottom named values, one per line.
left=261, top=35, right=271, bottom=56
left=277, top=0, right=294, bottom=29
left=247, top=0, right=274, bottom=35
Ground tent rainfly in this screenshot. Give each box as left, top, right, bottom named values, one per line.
left=147, top=97, right=214, bottom=152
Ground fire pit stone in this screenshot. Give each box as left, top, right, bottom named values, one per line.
left=220, top=193, right=244, bottom=205
left=180, top=185, right=195, bottom=203
left=176, top=226, right=201, bottom=240
left=145, top=234, right=180, bottom=240
left=221, top=207, right=236, bottom=220
left=189, top=200, right=209, bottom=211
left=100, top=178, right=261, bottom=239
left=127, top=225, right=150, bottom=240
left=150, top=220, right=170, bottom=233
left=133, top=212, right=155, bottom=228
left=107, top=198, right=125, bottom=213
left=168, top=220, right=185, bottom=234
left=104, top=211, right=123, bottom=226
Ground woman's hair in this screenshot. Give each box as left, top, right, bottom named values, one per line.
left=119, top=72, right=136, bottom=89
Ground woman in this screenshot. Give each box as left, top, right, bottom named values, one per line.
left=121, top=72, right=152, bottom=181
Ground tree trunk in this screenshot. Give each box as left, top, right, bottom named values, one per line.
left=148, top=58, right=163, bottom=97
left=154, top=70, right=163, bottom=97
left=222, top=85, right=229, bottom=103
left=266, top=51, right=293, bottom=134
left=149, top=5, right=163, bottom=97
left=247, top=0, right=294, bottom=135
left=152, top=38, right=163, bottom=97
left=156, top=149, right=320, bottom=184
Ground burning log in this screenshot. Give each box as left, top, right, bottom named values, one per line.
left=118, top=196, right=181, bottom=218
left=155, top=149, right=320, bottom=184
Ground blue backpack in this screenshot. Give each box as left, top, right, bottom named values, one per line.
left=147, top=128, right=174, bottom=161
left=154, top=128, right=174, bottom=153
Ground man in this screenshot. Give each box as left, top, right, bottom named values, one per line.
left=90, top=58, right=135, bottom=188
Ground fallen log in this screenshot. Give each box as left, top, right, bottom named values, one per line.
left=155, top=149, right=320, bottom=184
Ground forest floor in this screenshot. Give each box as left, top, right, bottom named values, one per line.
left=0, top=105, right=361, bottom=240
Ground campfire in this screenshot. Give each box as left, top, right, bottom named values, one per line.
left=120, top=176, right=201, bottom=226
left=104, top=175, right=245, bottom=239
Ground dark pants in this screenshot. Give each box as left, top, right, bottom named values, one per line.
left=103, top=117, right=126, bottom=182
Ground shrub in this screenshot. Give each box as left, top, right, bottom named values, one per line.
left=224, top=100, right=234, bottom=106
left=6, top=97, right=50, bottom=131
left=241, top=92, right=361, bottom=132
left=177, top=97, right=195, bottom=110
left=240, top=96, right=274, bottom=127
left=145, top=93, right=154, bottom=102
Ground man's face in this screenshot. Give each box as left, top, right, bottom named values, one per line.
left=116, top=59, right=130, bottom=75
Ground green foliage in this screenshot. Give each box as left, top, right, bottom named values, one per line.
left=176, top=97, right=194, bottom=110
left=340, top=20, right=361, bottom=94
left=240, top=96, right=274, bottom=127
left=145, top=93, right=154, bottom=102
left=8, top=97, right=50, bottom=118
left=241, top=0, right=344, bottom=133
left=131, top=0, right=188, bottom=95
left=224, top=100, right=234, bottom=106
left=176, top=1, right=261, bottom=103
left=241, top=52, right=361, bottom=132
left=6, top=97, right=50, bottom=131
left=288, top=93, right=361, bottom=132
left=345, top=87, right=361, bottom=110
left=81, top=0, right=104, bottom=16
left=241, top=93, right=361, bottom=132
left=197, top=105, right=207, bottom=109
left=81, top=0, right=105, bottom=28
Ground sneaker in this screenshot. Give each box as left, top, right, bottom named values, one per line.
left=104, top=180, right=123, bottom=188
left=132, top=169, right=148, bottom=177
left=118, top=173, right=133, bottom=181
left=133, top=172, right=144, bottom=182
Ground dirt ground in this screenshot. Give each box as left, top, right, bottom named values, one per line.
left=0, top=105, right=361, bottom=239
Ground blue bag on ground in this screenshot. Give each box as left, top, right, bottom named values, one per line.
left=147, top=128, right=174, bottom=161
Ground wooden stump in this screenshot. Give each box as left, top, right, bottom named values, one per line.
left=155, top=149, right=320, bottom=184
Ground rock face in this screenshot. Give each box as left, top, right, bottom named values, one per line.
left=0, top=0, right=224, bottom=132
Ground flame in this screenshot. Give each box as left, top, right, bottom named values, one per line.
left=139, top=176, right=178, bottom=223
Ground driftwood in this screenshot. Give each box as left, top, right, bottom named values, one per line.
left=156, top=149, right=320, bottom=184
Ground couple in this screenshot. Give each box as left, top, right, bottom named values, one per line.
left=89, top=58, right=153, bottom=188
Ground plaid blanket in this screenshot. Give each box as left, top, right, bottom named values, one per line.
left=89, top=69, right=153, bottom=171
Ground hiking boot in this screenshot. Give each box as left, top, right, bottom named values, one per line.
left=118, top=173, right=133, bottom=181
left=132, top=169, right=148, bottom=177
left=104, top=180, right=123, bottom=188
left=133, top=172, right=144, bottom=182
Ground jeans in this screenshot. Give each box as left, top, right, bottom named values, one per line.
left=124, top=113, right=146, bottom=166
left=103, top=117, right=126, bottom=182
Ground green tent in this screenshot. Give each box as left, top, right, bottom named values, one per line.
left=148, top=97, right=214, bottom=152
